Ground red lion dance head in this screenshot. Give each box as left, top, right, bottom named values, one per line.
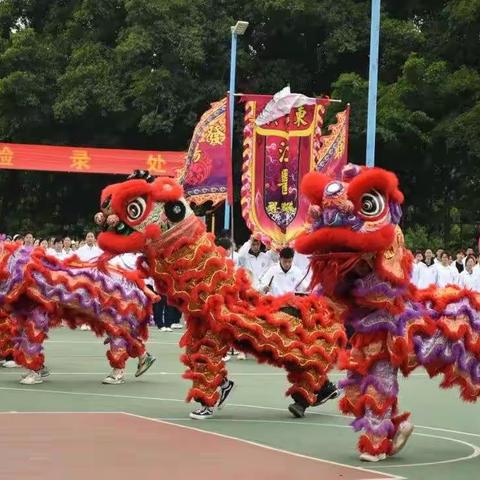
left=296, top=164, right=412, bottom=293
left=95, top=170, right=194, bottom=255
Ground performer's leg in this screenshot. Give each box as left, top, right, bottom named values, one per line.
left=287, top=366, right=338, bottom=418
left=15, top=308, right=50, bottom=384
left=181, top=323, right=231, bottom=418
left=129, top=322, right=156, bottom=378
left=340, top=351, right=412, bottom=461
left=104, top=334, right=128, bottom=384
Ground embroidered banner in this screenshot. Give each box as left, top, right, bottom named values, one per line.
left=315, top=105, right=350, bottom=178
left=179, top=97, right=229, bottom=207
left=0, top=143, right=186, bottom=177
left=241, top=93, right=330, bottom=249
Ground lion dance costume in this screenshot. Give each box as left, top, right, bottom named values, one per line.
left=0, top=239, right=155, bottom=384
left=95, top=171, right=346, bottom=418
left=296, top=163, right=480, bottom=461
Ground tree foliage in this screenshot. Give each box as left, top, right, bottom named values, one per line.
left=0, top=0, right=479, bottom=248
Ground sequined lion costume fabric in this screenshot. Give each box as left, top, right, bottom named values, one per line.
left=296, top=163, right=480, bottom=461
left=95, top=171, right=347, bottom=414
left=0, top=240, right=154, bottom=382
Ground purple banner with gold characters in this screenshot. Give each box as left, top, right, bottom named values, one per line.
left=241, top=93, right=330, bottom=249
left=180, top=97, right=230, bottom=207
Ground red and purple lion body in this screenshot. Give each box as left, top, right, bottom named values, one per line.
left=297, top=163, right=480, bottom=459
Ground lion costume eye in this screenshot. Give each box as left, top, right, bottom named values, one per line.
left=164, top=201, right=186, bottom=222
left=360, top=190, right=385, bottom=218
left=126, top=197, right=147, bottom=221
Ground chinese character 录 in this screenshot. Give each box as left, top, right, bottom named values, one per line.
left=70, top=150, right=91, bottom=170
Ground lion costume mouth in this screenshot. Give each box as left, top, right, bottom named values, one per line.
left=295, top=225, right=396, bottom=257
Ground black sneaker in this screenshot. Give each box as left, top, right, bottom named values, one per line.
left=314, top=380, right=339, bottom=406
left=189, top=406, right=215, bottom=420
left=217, top=379, right=235, bottom=409
left=288, top=402, right=306, bottom=418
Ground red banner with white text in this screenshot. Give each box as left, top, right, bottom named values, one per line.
left=0, top=143, right=186, bottom=178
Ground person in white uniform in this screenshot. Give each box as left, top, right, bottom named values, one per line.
left=435, top=251, right=459, bottom=287
left=76, top=232, right=103, bottom=262
left=416, top=249, right=438, bottom=289
left=458, top=255, right=480, bottom=292
left=259, top=247, right=308, bottom=296
left=411, top=251, right=424, bottom=287
left=48, top=237, right=66, bottom=260
left=238, top=237, right=273, bottom=286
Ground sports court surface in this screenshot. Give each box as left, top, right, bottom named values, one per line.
left=1, top=328, right=478, bottom=480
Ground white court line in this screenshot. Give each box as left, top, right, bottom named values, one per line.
left=156, top=418, right=480, bottom=469
left=0, top=409, right=477, bottom=469
left=0, top=411, right=123, bottom=414
left=122, top=412, right=403, bottom=480
left=0, top=386, right=478, bottom=441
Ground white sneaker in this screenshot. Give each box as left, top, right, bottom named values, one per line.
left=102, top=369, right=125, bottom=385
left=171, top=323, right=183, bottom=329
left=165, top=327, right=173, bottom=332
left=222, top=354, right=231, bottom=362
left=359, top=452, right=387, bottom=462
left=2, top=360, right=19, bottom=368
left=237, top=352, right=247, bottom=360
left=160, top=327, right=167, bottom=332
left=391, top=421, right=414, bottom=456
left=20, top=371, right=43, bottom=385
left=80, top=324, right=91, bottom=331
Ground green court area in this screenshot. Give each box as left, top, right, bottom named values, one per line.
left=1, top=328, right=479, bottom=479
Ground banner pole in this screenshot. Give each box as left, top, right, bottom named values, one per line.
left=224, top=26, right=239, bottom=232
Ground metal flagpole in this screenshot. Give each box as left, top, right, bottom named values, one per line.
left=365, top=0, right=381, bottom=168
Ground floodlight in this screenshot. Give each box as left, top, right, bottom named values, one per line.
left=232, top=21, right=249, bottom=35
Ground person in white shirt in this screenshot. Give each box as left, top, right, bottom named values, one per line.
left=76, top=232, right=103, bottom=262
left=410, top=250, right=424, bottom=287
left=48, top=237, right=66, bottom=260
left=63, top=236, right=75, bottom=259
left=434, top=248, right=444, bottom=265
left=259, top=247, right=308, bottom=296
left=416, top=249, right=437, bottom=289
left=458, top=255, right=480, bottom=292
left=435, top=251, right=459, bottom=287
left=463, top=248, right=475, bottom=266
left=238, top=237, right=273, bottom=286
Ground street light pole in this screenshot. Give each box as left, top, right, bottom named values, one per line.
left=365, top=0, right=381, bottom=168
left=224, top=21, right=248, bottom=232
